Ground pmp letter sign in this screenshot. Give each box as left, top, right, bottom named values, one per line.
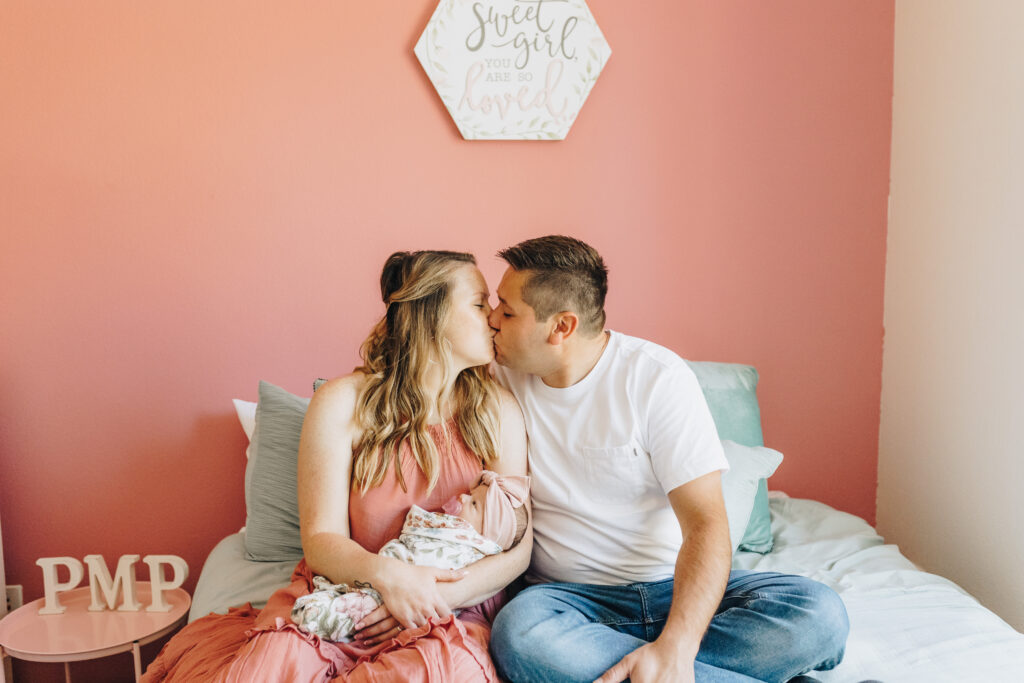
left=35, top=554, right=189, bottom=614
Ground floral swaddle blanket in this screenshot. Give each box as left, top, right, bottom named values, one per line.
left=291, top=505, right=503, bottom=642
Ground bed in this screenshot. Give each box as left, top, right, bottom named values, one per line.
left=190, top=365, right=1024, bottom=682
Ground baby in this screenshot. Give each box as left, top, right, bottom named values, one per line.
left=291, top=470, right=530, bottom=642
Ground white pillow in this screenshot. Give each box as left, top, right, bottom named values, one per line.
left=233, top=399, right=257, bottom=439
left=233, top=399, right=257, bottom=460
left=721, top=440, right=783, bottom=554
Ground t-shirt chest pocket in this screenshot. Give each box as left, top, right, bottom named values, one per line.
left=581, top=443, right=648, bottom=504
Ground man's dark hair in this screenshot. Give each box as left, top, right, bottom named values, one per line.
left=497, top=235, right=608, bottom=336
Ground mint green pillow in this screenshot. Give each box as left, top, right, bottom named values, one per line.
left=686, top=361, right=774, bottom=553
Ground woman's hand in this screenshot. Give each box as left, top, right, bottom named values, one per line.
left=352, top=560, right=466, bottom=644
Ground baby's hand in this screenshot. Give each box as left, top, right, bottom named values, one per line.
left=352, top=603, right=398, bottom=645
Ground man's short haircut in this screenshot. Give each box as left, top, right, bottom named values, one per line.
left=497, top=235, right=608, bottom=336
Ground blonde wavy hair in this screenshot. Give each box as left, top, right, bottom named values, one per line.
left=352, top=250, right=502, bottom=494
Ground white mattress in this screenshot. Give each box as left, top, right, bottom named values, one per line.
left=190, top=498, right=1024, bottom=681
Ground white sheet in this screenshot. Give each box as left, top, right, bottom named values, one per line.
left=733, top=496, right=1024, bottom=682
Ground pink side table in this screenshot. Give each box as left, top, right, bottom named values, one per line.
left=0, top=582, right=190, bottom=682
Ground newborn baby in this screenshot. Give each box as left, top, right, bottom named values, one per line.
left=291, top=470, right=530, bottom=642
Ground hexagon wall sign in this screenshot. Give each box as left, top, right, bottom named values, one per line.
left=414, top=0, right=611, bottom=140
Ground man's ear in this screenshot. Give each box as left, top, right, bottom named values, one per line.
left=546, top=312, right=580, bottom=345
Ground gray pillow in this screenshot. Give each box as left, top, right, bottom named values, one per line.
left=243, top=381, right=310, bottom=561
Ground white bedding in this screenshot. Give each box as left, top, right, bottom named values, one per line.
left=734, top=496, right=1024, bottom=682
left=190, top=497, right=1024, bottom=681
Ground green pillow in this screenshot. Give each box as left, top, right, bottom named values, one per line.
left=686, top=361, right=774, bottom=553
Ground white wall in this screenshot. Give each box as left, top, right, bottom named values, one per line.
left=878, top=0, right=1024, bottom=631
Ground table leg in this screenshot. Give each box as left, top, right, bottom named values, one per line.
left=64, top=660, right=71, bottom=682
left=1, top=645, right=8, bottom=683
left=132, top=641, right=142, bottom=681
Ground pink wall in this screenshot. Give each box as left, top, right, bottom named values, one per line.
left=1, top=1, right=892, bottom=678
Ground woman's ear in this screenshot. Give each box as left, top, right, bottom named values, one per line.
left=546, top=311, right=580, bottom=345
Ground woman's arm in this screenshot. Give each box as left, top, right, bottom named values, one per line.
left=299, top=375, right=464, bottom=632
left=298, top=375, right=368, bottom=582
left=437, top=387, right=532, bottom=609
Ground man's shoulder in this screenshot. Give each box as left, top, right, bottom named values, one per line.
left=609, top=331, right=693, bottom=376
left=605, top=332, right=705, bottom=406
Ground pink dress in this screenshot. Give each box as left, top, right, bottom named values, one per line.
left=142, top=422, right=503, bottom=682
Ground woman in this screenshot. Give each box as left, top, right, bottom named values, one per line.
left=143, top=251, right=530, bottom=682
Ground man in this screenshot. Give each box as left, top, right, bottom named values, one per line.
left=487, top=236, right=849, bottom=683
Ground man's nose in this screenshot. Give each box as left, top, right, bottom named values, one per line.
left=488, top=308, right=500, bottom=330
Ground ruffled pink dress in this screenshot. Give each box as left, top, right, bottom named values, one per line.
left=142, top=422, right=503, bottom=682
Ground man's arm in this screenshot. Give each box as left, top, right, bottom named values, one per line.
left=594, top=470, right=731, bottom=683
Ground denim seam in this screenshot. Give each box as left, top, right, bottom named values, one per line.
left=598, top=617, right=644, bottom=627
left=637, top=582, right=655, bottom=641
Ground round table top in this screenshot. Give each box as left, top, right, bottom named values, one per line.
left=0, top=582, right=190, bottom=658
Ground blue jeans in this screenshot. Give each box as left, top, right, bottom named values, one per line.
left=490, top=570, right=849, bottom=683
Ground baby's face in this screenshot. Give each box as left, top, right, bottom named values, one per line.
left=454, top=483, right=489, bottom=535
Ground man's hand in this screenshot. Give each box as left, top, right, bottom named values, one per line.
left=593, top=638, right=696, bottom=683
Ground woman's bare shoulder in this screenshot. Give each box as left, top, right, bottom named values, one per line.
left=303, top=372, right=372, bottom=447
left=312, top=372, right=370, bottom=405
left=306, top=373, right=373, bottom=433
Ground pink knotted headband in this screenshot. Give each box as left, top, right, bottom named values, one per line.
left=480, top=470, right=530, bottom=550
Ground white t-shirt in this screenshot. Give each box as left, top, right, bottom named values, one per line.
left=494, top=331, right=728, bottom=585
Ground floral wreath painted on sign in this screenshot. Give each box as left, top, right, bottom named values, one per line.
left=415, top=0, right=611, bottom=140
